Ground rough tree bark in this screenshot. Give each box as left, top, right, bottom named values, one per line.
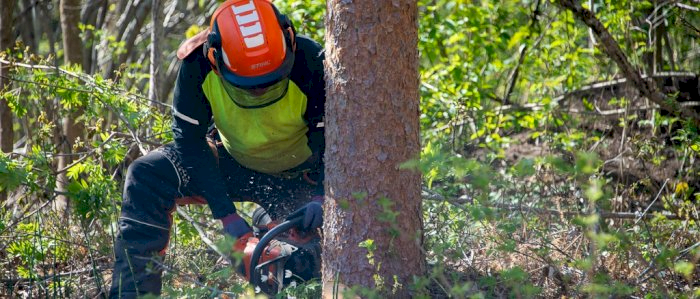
left=322, top=1, right=425, bottom=297
left=555, top=0, right=700, bottom=124
left=57, top=0, right=85, bottom=210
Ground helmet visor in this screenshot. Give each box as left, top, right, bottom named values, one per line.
left=220, top=77, right=290, bottom=109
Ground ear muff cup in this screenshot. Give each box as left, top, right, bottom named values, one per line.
left=204, top=27, right=222, bottom=72
left=271, top=5, right=296, bottom=51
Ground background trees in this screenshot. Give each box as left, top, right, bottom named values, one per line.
left=0, top=0, right=699, bottom=297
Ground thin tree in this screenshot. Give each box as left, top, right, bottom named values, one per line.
left=57, top=0, right=85, bottom=211
left=0, top=0, right=15, bottom=203
left=322, top=1, right=425, bottom=297
left=149, top=0, right=161, bottom=108
left=0, top=0, right=14, bottom=154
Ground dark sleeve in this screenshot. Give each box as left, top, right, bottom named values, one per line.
left=290, top=35, right=325, bottom=196
left=171, top=49, right=236, bottom=219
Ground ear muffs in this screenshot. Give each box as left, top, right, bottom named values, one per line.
left=272, top=5, right=297, bottom=51
left=204, top=27, right=222, bottom=73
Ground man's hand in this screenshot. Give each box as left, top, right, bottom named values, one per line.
left=222, top=213, right=252, bottom=238
left=286, top=197, right=323, bottom=230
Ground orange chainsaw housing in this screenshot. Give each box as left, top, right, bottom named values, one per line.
left=241, top=225, right=319, bottom=287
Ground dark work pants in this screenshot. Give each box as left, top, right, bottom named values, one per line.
left=109, top=143, right=317, bottom=298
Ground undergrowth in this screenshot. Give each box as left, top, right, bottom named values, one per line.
left=2, top=0, right=700, bottom=298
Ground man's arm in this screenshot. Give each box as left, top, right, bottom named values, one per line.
left=291, top=35, right=326, bottom=196
left=171, top=49, right=236, bottom=219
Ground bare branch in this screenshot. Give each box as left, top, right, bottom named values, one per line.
left=176, top=207, right=233, bottom=265
left=503, top=0, right=545, bottom=104
left=554, top=0, right=700, bottom=123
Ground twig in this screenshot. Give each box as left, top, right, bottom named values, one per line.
left=435, top=72, right=698, bottom=131
left=0, top=58, right=171, bottom=109
left=679, top=240, right=700, bottom=256
left=497, top=202, right=682, bottom=220
left=0, top=74, right=93, bottom=95
left=676, top=3, right=699, bottom=11
left=0, top=266, right=109, bottom=285
left=55, top=132, right=117, bottom=174
left=145, top=256, right=241, bottom=297
left=634, top=179, right=669, bottom=225
left=423, top=190, right=685, bottom=221
left=80, top=220, right=107, bottom=297
left=0, top=233, right=92, bottom=249
left=651, top=234, right=700, bottom=277
left=110, top=132, right=162, bottom=147
left=175, top=207, right=232, bottom=264
left=502, top=0, right=545, bottom=105
left=551, top=71, right=697, bottom=102
left=0, top=200, right=53, bottom=235
left=104, top=104, right=148, bottom=156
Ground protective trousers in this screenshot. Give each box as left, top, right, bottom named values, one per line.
left=109, top=143, right=318, bottom=298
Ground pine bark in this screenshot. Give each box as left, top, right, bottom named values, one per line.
left=322, top=1, right=425, bottom=297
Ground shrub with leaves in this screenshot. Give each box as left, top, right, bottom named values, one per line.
left=2, top=0, right=700, bottom=298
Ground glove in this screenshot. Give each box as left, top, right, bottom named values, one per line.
left=286, top=197, right=324, bottom=230
left=222, top=213, right=252, bottom=238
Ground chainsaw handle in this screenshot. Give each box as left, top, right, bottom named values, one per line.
left=248, top=216, right=304, bottom=288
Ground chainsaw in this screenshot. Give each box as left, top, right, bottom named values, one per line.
left=240, top=216, right=322, bottom=295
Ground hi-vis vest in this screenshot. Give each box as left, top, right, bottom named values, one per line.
left=202, top=72, right=311, bottom=174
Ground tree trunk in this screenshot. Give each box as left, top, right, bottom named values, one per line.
left=149, top=0, right=162, bottom=109
left=57, top=0, right=85, bottom=211
left=18, top=0, right=38, bottom=52
left=322, top=1, right=425, bottom=298
left=81, top=0, right=107, bottom=73
left=0, top=0, right=16, bottom=203
left=106, top=0, right=151, bottom=78
left=1, top=0, right=15, bottom=154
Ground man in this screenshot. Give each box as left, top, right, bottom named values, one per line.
left=109, top=0, right=325, bottom=297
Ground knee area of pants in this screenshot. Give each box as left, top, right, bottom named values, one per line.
left=125, top=158, right=158, bottom=182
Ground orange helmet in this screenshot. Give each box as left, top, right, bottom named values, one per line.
left=205, top=0, right=296, bottom=108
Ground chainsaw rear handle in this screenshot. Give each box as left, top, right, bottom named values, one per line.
left=248, top=215, right=304, bottom=287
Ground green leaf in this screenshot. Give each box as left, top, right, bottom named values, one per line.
left=673, top=261, right=694, bottom=279
left=573, top=214, right=599, bottom=227
left=512, top=158, right=535, bottom=177
left=507, top=28, right=529, bottom=50
left=585, top=178, right=605, bottom=202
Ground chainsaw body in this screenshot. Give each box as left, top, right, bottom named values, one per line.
left=244, top=217, right=321, bottom=295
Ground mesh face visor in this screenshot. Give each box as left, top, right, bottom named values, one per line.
left=220, top=76, right=290, bottom=109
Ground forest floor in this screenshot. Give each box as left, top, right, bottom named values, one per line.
left=423, top=87, right=700, bottom=298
